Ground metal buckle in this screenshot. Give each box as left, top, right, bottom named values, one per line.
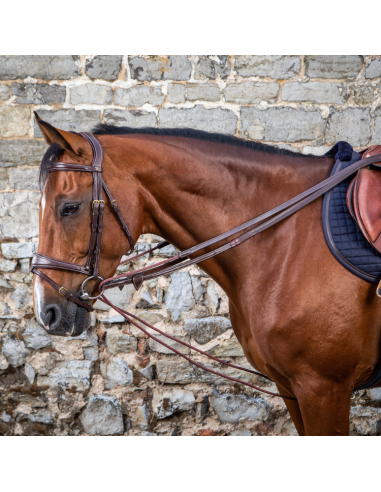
left=92, top=200, right=105, bottom=209
left=59, top=287, right=68, bottom=297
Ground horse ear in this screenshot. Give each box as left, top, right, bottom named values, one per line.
left=34, top=112, right=91, bottom=159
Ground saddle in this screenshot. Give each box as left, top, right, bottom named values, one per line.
left=346, top=145, right=381, bottom=253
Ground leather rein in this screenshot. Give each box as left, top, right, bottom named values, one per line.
left=31, top=133, right=381, bottom=401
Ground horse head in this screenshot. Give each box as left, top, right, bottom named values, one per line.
left=33, top=115, right=136, bottom=337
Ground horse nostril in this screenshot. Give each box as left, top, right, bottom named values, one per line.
left=42, top=304, right=62, bottom=332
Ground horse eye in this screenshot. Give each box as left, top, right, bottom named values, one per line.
left=62, top=204, right=80, bottom=217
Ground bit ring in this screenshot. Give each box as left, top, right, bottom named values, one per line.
left=80, top=276, right=104, bottom=300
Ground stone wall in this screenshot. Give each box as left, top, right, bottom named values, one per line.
left=1, top=55, right=381, bottom=436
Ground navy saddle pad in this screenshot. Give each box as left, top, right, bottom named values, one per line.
left=322, top=152, right=381, bottom=283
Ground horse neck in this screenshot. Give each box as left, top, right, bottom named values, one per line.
left=110, top=135, right=333, bottom=291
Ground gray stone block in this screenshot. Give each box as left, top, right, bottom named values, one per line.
left=0, top=85, right=10, bottom=100
left=23, top=319, right=52, bottom=350
left=235, top=55, right=301, bottom=79
left=149, top=334, right=191, bottom=355
left=0, top=106, right=31, bottom=137
left=154, top=243, right=179, bottom=258
left=0, top=276, right=14, bottom=291
left=2, top=336, right=28, bottom=367
left=230, top=430, right=252, bottom=436
left=19, top=258, right=30, bottom=274
left=208, top=337, right=245, bottom=357
left=85, top=55, right=123, bottom=81
left=70, top=84, right=112, bottom=105
left=211, top=391, right=273, bottom=423
left=12, top=83, right=66, bottom=104
left=20, top=409, right=54, bottom=425
left=100, top=357, right=133, bottom=390
left=0, top=55, right=80, bottom=80
left=0, top=168, right=7, bottom=190
left=11, top=285, right=32, bottom=309
left=105, top=330, right=137, bottom=355
left=352, top=84, right=380, bottom=105
left=81, top=395, right=124, bottom=436
left=241, top=107, right=325, bottom=142
left=94, top=284, right=135, bottom=311
left=1, top=242, right=38, bottom=259
left=326, top=108, right=371, bottom=147
left=103, top=109, right=157, bottom=128
left=140, top=365, right=154, bottom=381
left=184, top=317, right=232, bottom=345
left=25, top=362, right=35, bottom=385
left=305, top=55, right=363, bottom=79
left=187, top=83, right=221, bottom=102
left=38, top=360, right=93, bottom=391
left=350, top=407, right=381, bottom=436
left=129, top=56, right=191, bottom=81
left=100, top=315, right=126, bottom=324
left=133, top=311, right=163, bottom=326
left=224, top=82, right=279, bottom=104
left=367, top=388, right=381, bottom=402
left=156, top=360, right=258, bottom=385
left=83, top=347, right=99, bottom=362
left=34, top=109, right=101, bottom=138
left=191, top=275, right=205, bottom=302
left=0, top=258, right=17, bottom=273
left=135, top=404, right=150, bottom=430
left=114, top=85, right=165, bottom=108
left=8, top=167, right=39, bottom=191
left=168, top=84, right=185, bottom=104
left=0, top=140, right=47, bottom=168
left=282, top=82, right=347, bottom=104
left=366, top=58, right=381, bottom=79
left=136, top=290, right=158, bottom=310
left=371, top=108, right=381, bottom=145
left=194, top=55, right=231, bottom=80
left=153, top=390, right=196, bottom=419
left=0, top=192, right=39, bottom=239
left=159, top=106, right=237, bottom=135
left=165, top=272, right=196, bottom=322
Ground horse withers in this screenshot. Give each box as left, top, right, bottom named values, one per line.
left=32, top=116, right=381, bottom=436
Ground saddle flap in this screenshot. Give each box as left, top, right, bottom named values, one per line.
left=348, top=144, right=381, bottom=253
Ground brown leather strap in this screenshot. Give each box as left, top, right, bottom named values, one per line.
left=50, top=163, right=103, bottom=173
left=32, top=268, right=93, bottom=312
left=32, top=253, right=93, bottom=277
left=119, top=241, right=170, bottom=265
left=100, top=294, right=293, bottom=400
left=102, top=179, right=135, bottom=254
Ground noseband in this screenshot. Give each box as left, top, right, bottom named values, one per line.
left=31, top=133, right=135, bottom=313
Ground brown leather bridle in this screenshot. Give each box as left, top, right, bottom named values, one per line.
left=31, top=133, right=381, bottom=401
left=31, top=133, right=135, bottom=312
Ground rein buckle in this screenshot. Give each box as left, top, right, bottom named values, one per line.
left=92, top=200, right=105, bottom=209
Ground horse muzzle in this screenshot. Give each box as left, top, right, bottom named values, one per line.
left=39, top=296, right=91, bottom=338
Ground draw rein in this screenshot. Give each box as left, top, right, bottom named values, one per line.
left=31, top=134, right=381, bottom=402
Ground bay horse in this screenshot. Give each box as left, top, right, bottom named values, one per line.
left=33, top=116, right=381, bottom=436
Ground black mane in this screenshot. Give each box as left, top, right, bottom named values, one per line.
left=93, top=123, right=317, bottom=158
left=39, top=124, right=322, bottom=189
